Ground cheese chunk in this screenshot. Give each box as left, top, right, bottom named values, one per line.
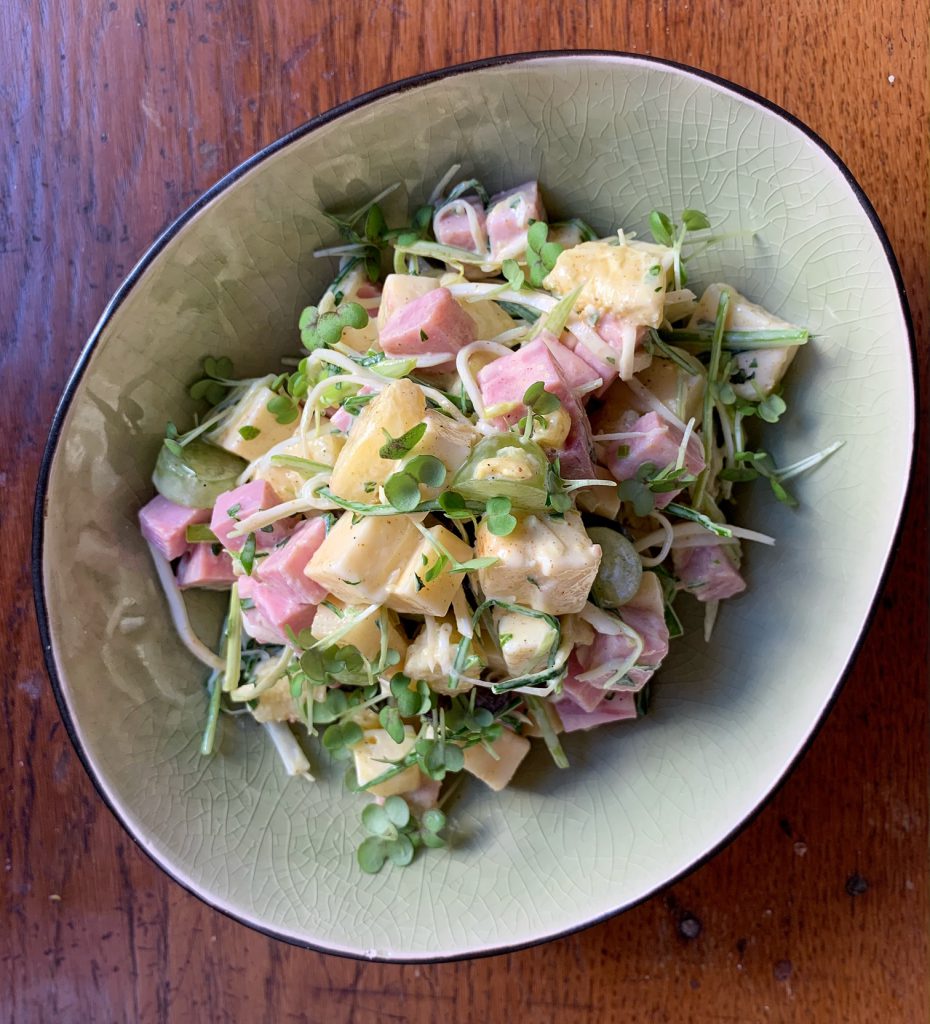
left=387, top=524, right=473, bottom=617
left=252, top=675, right=299, bottom=723
left=253, top=423, right=344, bottom=500
left=305, top=511, right=423, bottom=604
left=475, top=510, right=602, bottom=615
left=463, top=728, right=530, bottom=791
left=211, top=378, right=298, bottom=460
left=543, top=240, right=674, bottom=328
left=403, top=615, right=481, bottom=694
left=352, top=727, right=423, bottom=798
left=401, top=410, right=479, bottom=497
left=328, top=378, right=426, bottom=502
left=310, top=598, right=408, bottom=662
left=575, top=465, right=621, bottom=521
left=494, top=609, right=558, bottom=677
left=690, top=283, right=799, bottom=398
left=377, top=274, right=440, bottom=331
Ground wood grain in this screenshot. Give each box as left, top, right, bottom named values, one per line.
left=3, top=1, right=927, bottom=1021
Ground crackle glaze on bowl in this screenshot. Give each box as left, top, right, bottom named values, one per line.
left=34, top=53, right=914, bottom=961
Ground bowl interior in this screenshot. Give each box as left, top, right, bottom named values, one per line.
left=38, top=54, right=913, bottom=960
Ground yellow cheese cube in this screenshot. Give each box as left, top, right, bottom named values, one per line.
left=310, top=598, right=408, bottom=663
left=690, top=283, right=799, bottom=398
left=377, top=274, right=440, bottom=331
left=634, top=356, right=705, bottom=424
left=352, top=727, right=423, bottom=798
left=386, top=524, right=473, bottom=617
left=253, top=423, right=345, bottom=500
left=211, top=378, right=298, bottom=460
left=463, top=728, right=530, bottom=791
left=305, top=511, right=423, bottom=604
left=494, top=609, right=558, bottom=677
left=543, top=239, right=674, bottom=327
left=400, top=409, right=479, bottom=497
left=475, top=510, right=601, bottom=615
left=328, top=378, right=426, bottom=502
left=403, top=616, right=480, bottom=694
left=575, top=465, right=622, bottom=521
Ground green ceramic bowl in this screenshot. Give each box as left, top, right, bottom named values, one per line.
left=34, top=53, right=915, bottom=961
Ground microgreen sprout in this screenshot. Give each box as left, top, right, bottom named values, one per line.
left=188, top=356, right=236, bottom=405
left=485, top=496, right=517, bottom=537
left=299, top=301, right=369, bottom=352
left=379, top=422, right=427, bottom=460
left=648, top=208, right=711, bottom=288
left=526, top=220, right=562, bottom=287
left=356, top=796, right=448, bottom=874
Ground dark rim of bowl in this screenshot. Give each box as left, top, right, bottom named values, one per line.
left=32, top=49, right=918, bottom=964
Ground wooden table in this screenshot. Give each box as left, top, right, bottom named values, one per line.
left=4, top=2, right=927, bottom=1021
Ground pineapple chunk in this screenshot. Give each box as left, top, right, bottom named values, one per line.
left=494, top=609, right=558, bottom=677
left=690, top=283, right=799, bottom=398
left=400, top=409, right=479, bottom=497
left=463, top=298, right=516, bottom=341
left=543, top=240, right=674, bottom=328
left=211, top=378, right=298, bottom=460
left=352, top=727, right=423, bottom=798
left=475, top=510, right=601, bottom=615
left=253, top=422, right=345, bottom=500
left=463, top=728, right=530, bottom=791
left=305, top=511, right=423, bottom=604
left=251, top=675, right=299, bottom=723
left=310, top=598, right=408, bottom=662
left=377, top=274, right=440, bottom=331
left=387, top=523, right=473, bottom=617
left=328, top=379, right=426, bottom=501
left=575, top=465, right=621, bottom=520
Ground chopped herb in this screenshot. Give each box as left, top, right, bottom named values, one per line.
left=239, top=533, right=257, bottom=575
left=379, top=422, right=427, bottom=460
left=238, top=425, right=261, bottom=441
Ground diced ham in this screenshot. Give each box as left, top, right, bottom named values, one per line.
left=256, top=518, right=329, bottom=605
left=561, top=331, right=618, bottom=390
left=477, top=336, right=595, bottom=479
left=555, top=689, right=638, bottom=732
left=210, top=480, right=294, bottom=553
left=433, top=198, right=487, bottom=253
left=486, top=181, right=545, bottom=260
left=537, top=332, right=602, bottom=392
left=378, top=287, right=476, bottom=361
left=139, top=495, right=210, bottom=561
left=574, top=573, right=669, bottom=691
left=330, top=386, right=374, bottom=433
left=673, top=544, right=747, bottom=602
left=237, top=575, right=317, bottom=645
left=601, top=411, right=704, bottom=508
left=176, top=544, right=236, bottom=590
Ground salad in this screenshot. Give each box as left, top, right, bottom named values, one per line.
left=139, top=172, right=838, bottom=872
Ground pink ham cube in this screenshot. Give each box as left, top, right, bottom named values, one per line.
left=486, top=181, right=546, bottom=260
left=477, top=336, right=596, bottom=479
left=256, top=518, right=328, bottom=605
left=673, top=544, right=746, bottom=602
left=139, top=495, right=210, bottom=561
left=237, top=575, right=317, bottom=646
left=176, top=544, right=236, bottom=590
left=602, top=411, right=705, bottom=508
left=433, top=198, right=487, bottom=253
left=378, top=287, right=476, bottom=361
left=330, top=386, right=374, bottom=433
left=555, top=689, right=638, bottom=732
left=537, top=332, right=603, bottom=392
left=573, top=599, right=669, bottom=692
left=210, top=480, right=293, bottom=553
